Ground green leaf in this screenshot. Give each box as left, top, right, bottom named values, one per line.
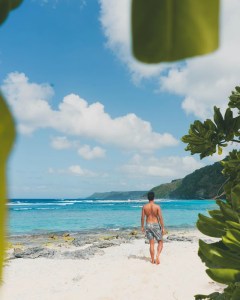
left=206, top=268, right=240, bottom=284
left=217, top=200, right=239, bottom=222
left=226, top=229, right=240, bottom=247
left=222, top=236, right=240, bottom=253
left=10, top=0, right=23, bottom=10
left=199, top=240, right=240, bottom=269
left=198, top=214, right=226, bottom=230
left=208, top=210, right=225, bottom=223
left=217, top=145, right=222, bottom=155
left=197, top=219, right=225, bottom=238
left=226, top=221, right=240, bottom=231
left=0, top=0, right=10, bottom=25
left=231, top=185, right=240, bottom=211
left=131, top=0, right=219, bottom=63
left=0, top=93, right=16, bottom=282
left=194, top=292, right=222, bottom=300
left=232, top=286, right=240, bottom=300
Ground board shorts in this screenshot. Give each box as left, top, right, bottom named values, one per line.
left=146, top=223, right=162, bottom=241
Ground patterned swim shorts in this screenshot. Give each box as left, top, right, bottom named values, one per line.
left=145, top=223, right=162, bottom=241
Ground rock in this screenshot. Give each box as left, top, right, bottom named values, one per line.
left=13, top=247, right=55, bottom=259
left=72, top=239, right=89, bottom=247
left=130, top=230, right=138, bottom=236
left=49, top=234, right=57, bottom=240
left=63, top=233, right=70, bottom=237
left=96, top=241, right=120, bottom=248
left=99, top=235, right=116, bottom=241
left=63, top=245, right=104, bottom=259
left=166, top=235, right=194, bottom=242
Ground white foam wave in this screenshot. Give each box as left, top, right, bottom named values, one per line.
left=8, top=202, right=74, bottom=206
left=94, top=200, right=147, bottom=203
left=13, top=208, right=32, bottom=211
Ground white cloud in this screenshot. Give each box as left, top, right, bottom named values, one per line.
left=156, top=0, right=240, bottom=119
left=68, top=165, right=96, bottom=177
left=100, top=0, right=240, bottom=119
left=78, top=145, right=106, bottom=160
left=2, top=72, right=178, bottom=152
left=48, top=165, right=97, bottom=177
left=51, top=136, right=72, bottom=149
left=1, top=72, right=54, bottom=134
left=121, top=154, right=204, bottom=179
left=99, top=0, right=167, bottom=82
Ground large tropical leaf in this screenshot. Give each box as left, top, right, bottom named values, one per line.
left=131, top=0, right=219, bottom=63
left=0, top=93, right=16, bottom=281
left=206, top=268, right=240, bottom=284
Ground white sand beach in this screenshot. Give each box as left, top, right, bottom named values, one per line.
left=0, top=230, right=224, bottom=300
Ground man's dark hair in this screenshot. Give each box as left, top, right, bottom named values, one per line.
left=147, top=191, right=154, bottom=201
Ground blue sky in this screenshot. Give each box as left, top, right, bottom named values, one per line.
left=1, top=0, right=240, bottom=198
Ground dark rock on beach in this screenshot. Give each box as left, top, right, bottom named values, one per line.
left=13, top=247, right=55, bottom=259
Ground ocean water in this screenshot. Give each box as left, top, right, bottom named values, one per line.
left=7, top=199, right=217, bottom=235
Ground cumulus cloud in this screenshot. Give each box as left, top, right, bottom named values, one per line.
left=99, top=0, right=240, bottom=119
left=1, top=72, right=54, bottom=134
left=78, top=145, right=106, bottom=160
left=2, top=72, right=178, bottom=152
left=99, top=0, right=167, bottom=82
left=48, top=165, right=97, bottom=177
left=68, top=165, right=97, bottom=177
left=51, top=136, right=72, bottom=149
left=51, top=136, right=106, bottom=160
left=121, top=154, right=204, bottom=179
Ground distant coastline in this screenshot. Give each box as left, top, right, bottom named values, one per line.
left=86, top=161, right=225, bottom=200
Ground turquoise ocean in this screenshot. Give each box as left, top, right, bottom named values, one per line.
left=8, top=199, right=217, bottom=236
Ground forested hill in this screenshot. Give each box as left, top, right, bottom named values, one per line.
left=148, top=161, right=224, bottom=200
left=168, top=162, right=225, bottom=199
left=147, top=179, right=182, bottom=199
left=87, top=162, right=226, bottom=200
left=87, top=191, right=147, bottom=200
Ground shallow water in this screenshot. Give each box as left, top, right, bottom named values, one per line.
left=7, top=198, right=217, bottom=235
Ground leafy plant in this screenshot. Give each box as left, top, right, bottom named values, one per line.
left=182, top=86, right=240, bottom=300
left=0, top=94, right=16, bottom=281
left=0, top=0, right=23, bottom=25
left=0, top=0, right=22, bottom=283
left=131, top=0, right=219, bottom=63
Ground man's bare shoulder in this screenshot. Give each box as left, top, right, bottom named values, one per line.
left=154, top=204, right=161, bottom=212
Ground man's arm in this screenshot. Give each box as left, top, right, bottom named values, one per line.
left=141, top=206, right=145, bottom=233
left=158, top=206, right=165, bottom=234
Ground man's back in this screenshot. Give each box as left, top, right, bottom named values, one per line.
left=143, top=202, right=159, bottom=223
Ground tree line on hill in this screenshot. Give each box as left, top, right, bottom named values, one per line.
left=88, top=161, right=225, bottom=200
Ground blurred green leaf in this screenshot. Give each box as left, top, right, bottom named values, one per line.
left=206, top=268, right=240, bottom=284
left=0, top=93, right=16, bottom=281
left=131, top=0, right=219, bottom=63
left=0, top=0, right=23, bottom=25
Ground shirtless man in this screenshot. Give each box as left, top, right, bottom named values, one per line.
left=141, top=191, right=165, bottom=264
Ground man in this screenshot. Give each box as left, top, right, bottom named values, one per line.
left=141, top=191, right=165, bottom=264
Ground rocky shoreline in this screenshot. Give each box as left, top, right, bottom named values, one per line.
left=6, top=228, right=213, bottom=260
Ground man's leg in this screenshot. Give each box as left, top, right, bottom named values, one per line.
left=156, top=240, right=163, bottom=265
left=149, top=239, right=155, bottom=264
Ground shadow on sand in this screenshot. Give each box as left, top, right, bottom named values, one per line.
left=128, top=255, right=150, bottom=262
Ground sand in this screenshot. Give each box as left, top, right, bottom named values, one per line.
left=0, top=231, right=224, bottom=300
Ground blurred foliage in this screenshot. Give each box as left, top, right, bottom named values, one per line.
left=0, top=94, right=16, bottom=281
left=182, top=87, right=240, bottom=300
left=0, top=0, right=23, bottom=25
left=131, top=0, right=219, bottom=63
left=0, top=0, right=22, bottom=283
